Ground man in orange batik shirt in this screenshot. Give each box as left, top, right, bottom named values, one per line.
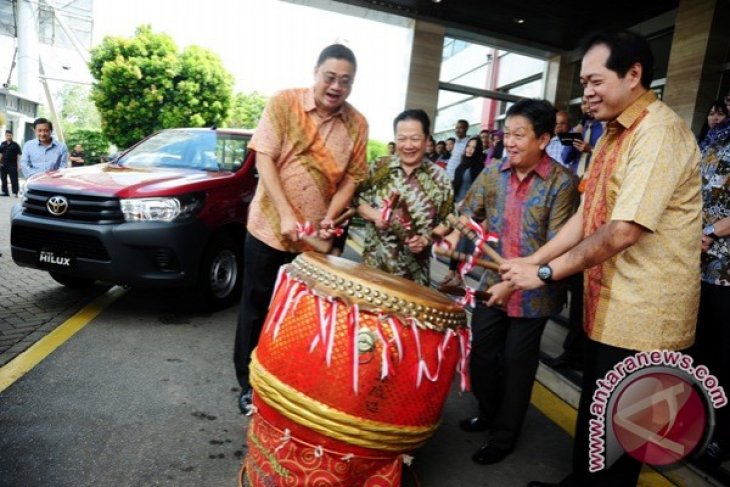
left=233, top=44, right=368, bottom=413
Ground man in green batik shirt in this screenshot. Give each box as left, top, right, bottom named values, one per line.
left=356, top=109, right=454, bottom=285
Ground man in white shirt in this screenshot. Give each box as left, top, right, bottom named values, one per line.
left=445, top=119, right=470, bottom=179
left=544, top=111, right=570, bottom=164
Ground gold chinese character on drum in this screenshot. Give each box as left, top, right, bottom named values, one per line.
left=239, top=252, right=470, bottom=487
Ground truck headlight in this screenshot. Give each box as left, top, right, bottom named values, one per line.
left=120, top=194, right=204, bottom=222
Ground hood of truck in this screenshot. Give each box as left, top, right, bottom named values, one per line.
left=26, top=164, right=234, bottom=198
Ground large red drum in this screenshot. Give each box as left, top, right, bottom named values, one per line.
left=240, top=253, right=469, bottom=487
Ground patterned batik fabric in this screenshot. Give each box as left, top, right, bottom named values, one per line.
left=356, top=156, right=454, bottom=286
left=581, top=90, right=701, bottom=351
left=460, top=154, right=578, bottom=318
left=248, top=87, right=369, bottom=252
left=701, top=125, right=730, bottom=287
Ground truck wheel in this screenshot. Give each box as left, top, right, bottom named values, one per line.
left=198, top=234, right=242, bottom=310
left=49, top=272, right=96, bottom=289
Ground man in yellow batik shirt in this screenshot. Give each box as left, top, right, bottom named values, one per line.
left=502, top=31, right=701, bottom=487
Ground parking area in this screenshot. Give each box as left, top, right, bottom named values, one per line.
left=0, top=285, right=575, bottom=486
left=0, top=196, right=723, bottom=487
left=0, top=193, right=575, bottom=486
left=0, top=194, right=111, bottom=367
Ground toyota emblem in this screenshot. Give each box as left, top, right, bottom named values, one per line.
left=47, top=195, right=69, bottom=216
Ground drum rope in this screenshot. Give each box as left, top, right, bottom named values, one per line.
left=249, top=353, right=439, bottom=451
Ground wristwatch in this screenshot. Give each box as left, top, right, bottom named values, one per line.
left=703, top=224, right=720, bottom=240
left=537, top=264, right=554, bottom=283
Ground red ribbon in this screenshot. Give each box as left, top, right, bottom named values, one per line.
left=296, top=221, right=316, bottom=238
left=457, top=254, right=474, bottom=277
left=458, top=286, right=477, bottom=307
left=380, top=196, right=396, bottom=222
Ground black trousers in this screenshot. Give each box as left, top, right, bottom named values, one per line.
left=561, top=273, right=586, bottom=359
left=689, top=282, right=730, bottom=445
left=568, top=339, right=643, bottom=486
left=470, top=304, right=547, bottom=450
left=233, top=234, right=297, bottom=389
left=0, top=162, right=19, bottom=195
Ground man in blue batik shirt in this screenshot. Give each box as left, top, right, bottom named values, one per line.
left=20, top=118, right=68, bottom=178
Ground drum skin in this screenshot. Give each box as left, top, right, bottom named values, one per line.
left=242, top=253, right=469, bottom=487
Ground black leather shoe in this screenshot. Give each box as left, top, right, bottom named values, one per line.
left=459, top=416, right=491, bottom=432
left=472, top=443, right=513, bottom=465
left=238, top=387, right=253, bottom=414
left=543, top=353, right=583, bottom=371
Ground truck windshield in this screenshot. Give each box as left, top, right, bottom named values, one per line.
left=118, top=130, right=249, bottom=172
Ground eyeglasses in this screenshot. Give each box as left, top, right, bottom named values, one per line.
left=320, top=72, right=353, bottom=89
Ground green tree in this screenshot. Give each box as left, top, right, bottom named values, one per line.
left=367, top=139, right=389, bottom=163
left=225, top=91, right=267, bottom=129
left=89, top=25, right=233, bottom=148
left=58, top=85, right=101, bottom=130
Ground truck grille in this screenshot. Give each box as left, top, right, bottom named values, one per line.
left=11, top=226, right=111, bottom=261
left=23, top=190, right=124, bottom=224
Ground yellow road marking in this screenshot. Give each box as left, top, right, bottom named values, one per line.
left=0, top=286, right=127, bottom=393
left=346, top=237, right=363, bottom=254
left=531, top=381, right=678, bottom=487
left=332, top=238, right=680, bottom=485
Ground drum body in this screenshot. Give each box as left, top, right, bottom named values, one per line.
left=241, top=253, right=469, bottom=487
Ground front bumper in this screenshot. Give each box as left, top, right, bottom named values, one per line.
left=10, top=209, right=210, bottom=288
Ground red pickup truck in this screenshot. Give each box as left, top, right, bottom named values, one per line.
left=10, top=128, right=257, bottom=309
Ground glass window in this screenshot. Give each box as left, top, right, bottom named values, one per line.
left=216, top=135, right=249, bottom=172
left=119, top=130, right=249, bottom=172
left=440, top=37, right=492, bottom=84
left=434, top=94, right=483, bottom=136
left=649, top=30, right=673, bottom=81
left=496, top=53, right=545, bottom=87
left=437, top=36, right=546, bottom=137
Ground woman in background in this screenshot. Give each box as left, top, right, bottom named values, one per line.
left=697, top=99, right=729, bottom=150
left=439, top=136, right=484, bottom=287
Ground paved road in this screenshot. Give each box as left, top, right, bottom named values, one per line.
left=0, top=286, right=573, bottom=487
left=0, top=194, right=110, bottom=367
left=1, top=199, right=715, bottom=486
left=0, top=235, right=573, bottom=487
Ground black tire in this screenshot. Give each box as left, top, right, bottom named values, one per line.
left=49, top=272, right=96, bottom=289
left=198, top=234, right=243, bottom=310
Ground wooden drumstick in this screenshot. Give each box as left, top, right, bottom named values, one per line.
left=433, top=246, right=500, bottom=271
left=446, top=214, right=505, bottom=266
left=438, top=285, right=492, bottom=302
left=299, top=208, right=357, bottom=253
left=300, top=235, right=332, bottom=253
left=331, top=207, right=357, bottom=227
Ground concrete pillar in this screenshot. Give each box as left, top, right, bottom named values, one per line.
left=16, top=0, right=40, bottom=102
left=663, top=0, right=729, bottom=131
left=405, top=20, right=445, bottom=123
left=544, top=54, right=576, bottom=111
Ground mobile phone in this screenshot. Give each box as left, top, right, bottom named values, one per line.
left=558, top=132, right=582, bottom=146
